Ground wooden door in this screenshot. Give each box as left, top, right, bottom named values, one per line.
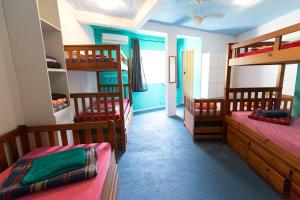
left=183, top=50, right=194, bottom=97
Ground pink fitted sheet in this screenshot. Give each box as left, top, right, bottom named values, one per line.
left=0, top=143, right=111, bottom=200
left=232, top=112, right=300, bottom=156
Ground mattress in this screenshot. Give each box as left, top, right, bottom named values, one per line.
left=0, top=143, right=111, bottom=200
left=78, top=98, right=130, bottom=121
left=238, top=40, right=300, bottom=57
left=65, top=57, right=116, bottom=64
left=231, top=111, right=300, bottom=156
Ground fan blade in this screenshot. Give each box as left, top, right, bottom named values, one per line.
left=174, top=16, right=191, bottom=25
left=204, top=13, right=225, bottom=18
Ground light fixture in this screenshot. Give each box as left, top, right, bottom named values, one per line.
left=96, top=0, right=129, bottom=11
left=233, top=0, right=261, bottom=7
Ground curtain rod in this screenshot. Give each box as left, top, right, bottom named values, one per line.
left=137, top=38, right=164, bottom=43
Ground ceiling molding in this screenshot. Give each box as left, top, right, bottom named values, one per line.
left=73, top=0, right=166, bottom=29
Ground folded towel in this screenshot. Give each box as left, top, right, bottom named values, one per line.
left=249, top=110, right=290, bottom=125
left=0, top=148, right=98, bottom=200
left=21, top=147, right=87, bottom=185
left=257, top=109, right=288, bottom=118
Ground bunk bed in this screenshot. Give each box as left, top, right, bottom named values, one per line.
left=224, top=23, right=300, bottom=199
left=184, top=23, right=300, bottom=199
left=0, top=121, right=118, bottom=200
left=64, top=45, right=133, bottom=150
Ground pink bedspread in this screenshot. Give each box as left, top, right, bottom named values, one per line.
left=232, top=112, right=300, bottom=156
left=0, top=143, right=111, bottom=200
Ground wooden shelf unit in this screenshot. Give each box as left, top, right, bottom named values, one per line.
left=4, top=0, right=72, bottom=125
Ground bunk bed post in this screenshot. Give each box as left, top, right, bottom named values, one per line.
left=223, top=43, right=234, bottom=143
left=224, top=43, right=234, bottom=115
left=127, top=59, right=133, bottom=105
left=275, top=64, right=286, bottom=109
left=96, top=71, right=101, bottom=92
left=116, top=46, right=126, bottom=150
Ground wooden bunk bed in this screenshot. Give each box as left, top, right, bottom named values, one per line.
left=0, top=121, right=118, bottom=200
left=64, top=45, right=133, bottom=151
left=184, top=23, right=300, bottom=199
left=223, top=23, right=300, bottom=199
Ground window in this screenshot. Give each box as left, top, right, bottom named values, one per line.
left=140, top=50, right=165, bottom=83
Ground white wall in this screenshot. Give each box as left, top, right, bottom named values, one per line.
left=58, top=0, right=97, bottom=93
left=235, top=8, right=300, bottom=95
left=142, top=22, right=235, bottom=114
left=0, top=0, right=24, bottom=133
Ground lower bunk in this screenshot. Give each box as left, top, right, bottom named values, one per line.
left=184, top=91, right=294, bottom=141
left=225, top=114, right=300, bottom=199
left=71, top=92, right=133, bottom=151
left=0, top=122, right=119, bottom=200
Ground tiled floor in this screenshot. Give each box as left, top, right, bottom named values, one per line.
left=118, top=108, right=282, bottom=200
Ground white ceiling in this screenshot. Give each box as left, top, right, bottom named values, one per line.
left=66, top=0, right=146, bottom=19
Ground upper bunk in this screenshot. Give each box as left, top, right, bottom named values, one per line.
left=229, top=23, right=300, bottom=66
left=64, top=44, right=128, bottom=71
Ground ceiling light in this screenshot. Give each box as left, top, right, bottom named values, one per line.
left=96, top=0, right=129, bottom=11
left=233, top=0, right=261, bottom=7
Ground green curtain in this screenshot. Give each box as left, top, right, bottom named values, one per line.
left=293, top=64, right=300, bottom=116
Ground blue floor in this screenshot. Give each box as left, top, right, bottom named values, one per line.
left=118, top=109, right=282, bottom=200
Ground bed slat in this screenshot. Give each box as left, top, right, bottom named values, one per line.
left=34, top=132, right=42, bottom=148
left=48, top=131, right=56, bottom=146
left=9, top=137, right=19, bottom=162
left=61, top=130, right=68, bottom=146
left=72, top=129, right=80, bottom=145
left=84, top=129, right=92, bottom=144
left=0, top=144, right=8, bottom=170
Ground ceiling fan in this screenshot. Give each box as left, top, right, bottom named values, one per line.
left=176, top=0, right=225, bottom=26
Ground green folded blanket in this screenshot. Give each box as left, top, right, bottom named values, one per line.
left=21, top=148, right=87, bottom=185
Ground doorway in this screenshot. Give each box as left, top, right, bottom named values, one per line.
left=176, top=36, right=202, bottom=118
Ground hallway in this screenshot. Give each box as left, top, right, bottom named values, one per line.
left=118, top=109, right=282, bottom=200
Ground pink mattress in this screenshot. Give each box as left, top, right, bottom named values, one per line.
left=232, top=112, right=300, bottom=156
left=0, top=143, right=111, bottom=200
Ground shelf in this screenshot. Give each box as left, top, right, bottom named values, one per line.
left=53, top=105, right=71, bottom=116
left=47, top=68, right=67, bottom=73
left=40, top=18, right=61, bottom=32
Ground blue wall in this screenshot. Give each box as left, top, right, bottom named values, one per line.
left=293, top=65, right=300, bottom=116
left=93, top=26, right=166, bottom=111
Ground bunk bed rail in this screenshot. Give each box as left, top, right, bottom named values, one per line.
left=70, top=92, right=122, bottom=122
left=226, top=87, right=281, bottom=113
left=64, top=44, right=128, bottom=71
left=0, top=122, right=116, bottom=172
left=184, top=95, right=224, bottom=119
left=98, top=84, right=132, bottom=100
left=185, top=88, right=294, bottom=117
left=229, top=23, right=300, bottom=66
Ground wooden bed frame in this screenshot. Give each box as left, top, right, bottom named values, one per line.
left=184, top=23, right=300, bottom=199
left=64, top=44, right=133, bottom=151
left=0, top=121, right=118, bottom=200
left=223, top=23, right=300, bottom=199
left=184, top=96, right=224, bottom=140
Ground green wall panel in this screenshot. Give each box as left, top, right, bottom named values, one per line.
left=293, top=65, right=300, bottom=116
left=93, top=26, right=166, bottom=111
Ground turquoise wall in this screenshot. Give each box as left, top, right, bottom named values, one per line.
left=293, top=65, right=300, bottom=116
left=176, top=39, right=184, bottom=104
left=93, top=26, right=166, bottom=111
left=176, top=37, right=202, bottom=101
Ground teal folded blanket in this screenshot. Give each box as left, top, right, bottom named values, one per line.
left=21, top=148, right=87, bottom=185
